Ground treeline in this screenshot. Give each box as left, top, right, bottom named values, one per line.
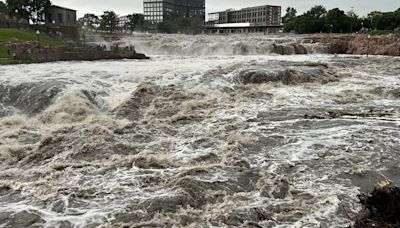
left=283, top=6, right=400, bottom=33
left=78, top=12, right=143, bottom=33
left=157, top=16, right=204, bottom=34
left=0, top=0, right=51, bottom=25
left=0, top=1, right=7, bottom=13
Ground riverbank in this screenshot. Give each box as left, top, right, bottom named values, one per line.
left=4, top=42, right=149, bottom=63
left=1, top=43, right=149, bottom=64
left=304, top=34, right=400, bottom=56
left=0, top=28, right=65, bottom=64
left=0, top=29, right=149, bottom=65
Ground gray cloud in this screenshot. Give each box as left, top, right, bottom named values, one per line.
left=51, top=0, right=399, bottom=17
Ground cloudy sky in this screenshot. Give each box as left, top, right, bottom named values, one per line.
left=51, top=0, right=399, bottom=17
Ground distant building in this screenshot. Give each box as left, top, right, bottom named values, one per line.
left=119, top=14, right=145, bottom=32
left=143, top=0, right=205, bottom=29
left=45, top=5, right=77, bottom=27
left=205, top=5, right=282, bottom=34
left=45, top=5, right=78, bottom=39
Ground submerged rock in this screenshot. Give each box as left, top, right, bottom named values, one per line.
left=238, top=65, right=337, bottom=85
left=3, top=211, right=44, bottom=228
left=352, top=180, right=400, bottom=228
left=0, top=81, right=66, bottom=116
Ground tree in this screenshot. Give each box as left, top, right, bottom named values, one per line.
left=325, top=8, right=351, bottom=33
left=78, top=13, right=99, bottom=30
left=6, top=0, right=29, bottom=19
left=157, top=16, right=204, bottom=34
left=125, top=14, right=139, bottom=33
left=282, top=7, right=297, bottom=24
left=285, top=5, right=327, bottom=33
left=283, top=7, right=297, bottom=32
left=100, top=11, right=119, bottom=32
left=347, top=9, right=359, bottom=33
left=0, top=1, right=7, bottom=13
left=6, top=0, right=51, bottom=25
left=369, top=10, right=400, bottom=31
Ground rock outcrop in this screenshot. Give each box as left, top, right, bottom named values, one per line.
left=305, top=34, right=400, bottom=56
left=2, top=42, right=149, bottom=63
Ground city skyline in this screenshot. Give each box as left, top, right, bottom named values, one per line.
left=50, top=0, right=399, bottom=17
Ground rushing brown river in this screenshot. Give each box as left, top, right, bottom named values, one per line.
left=0, top=34, right=399, bottom=227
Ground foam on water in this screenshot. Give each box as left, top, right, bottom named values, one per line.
left=0, top=34, right=400, bottom=227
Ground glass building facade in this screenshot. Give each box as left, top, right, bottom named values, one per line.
left=144, top=0, right=205, bottom=25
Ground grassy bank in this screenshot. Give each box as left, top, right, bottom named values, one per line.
left=0, top=28, right=64, bottom=46
left=0, top=28, right=64, bottom=65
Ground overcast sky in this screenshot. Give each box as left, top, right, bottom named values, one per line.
left=51, top=0, right=399, bottom=18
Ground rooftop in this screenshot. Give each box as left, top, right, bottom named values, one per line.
left=48, top=5, right=77, bottom=12
left=209, top=5, right=281, bottom=14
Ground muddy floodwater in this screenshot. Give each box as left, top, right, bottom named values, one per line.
left=0, top=34, right=399, bottom=227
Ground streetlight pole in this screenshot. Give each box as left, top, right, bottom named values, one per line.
left=361, top=22, right=364, bottom=34
left=82, top=26, right=86, bottom=48
left=36, top=30, right=40, bottom=52
left=367, top=34, right=371, bottom=57
left=14, top=9, right=19, bottom=29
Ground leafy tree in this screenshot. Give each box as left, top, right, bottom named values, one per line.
left=6, top=0, right=29, bottom=19
left=78, top=13, right=99, bottom=30
left=125, top=14, right=141, bottom=33
left=157, top=16, right=203, bottom=34
left=285, top=5, right=327, bottom=33
left=100, top=11, right=119, bottom=32
left=0, top=1, right=7, bottom=13
left=369, top=9, right=400, bottom=30
left=305, top=5, right=327, bottom=33
left=325, top=8, right=351, bottom=33
left=283, top=6, right=400, bottom=34
left=6, top=0, right=51, bottom=25
left=347, top=9, right=359, bottom=33
left=282, top=7, right=297, bottom=24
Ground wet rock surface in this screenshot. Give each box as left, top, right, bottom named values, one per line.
left=305, top=34, right=400, bottom=56
left=352, top=181, right=400, bottom=228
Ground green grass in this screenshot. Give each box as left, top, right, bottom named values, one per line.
left=0, top=47, right=35, bottom=65
left=0, top=28, right=64, bottom=46
left=0, top=47, right=8, bottom=58
left=0, top=58, right=33, bottom=65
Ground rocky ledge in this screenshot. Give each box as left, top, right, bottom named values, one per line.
left=351, top=180, right=400, bottom=228
left=3, top=42, right=149, bottom=63
left=304, top=34, right=400, bottom=56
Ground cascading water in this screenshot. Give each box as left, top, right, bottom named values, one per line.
left=0, top=34, right=399, bottom=228
left=115, top=33, right=330, bottom=56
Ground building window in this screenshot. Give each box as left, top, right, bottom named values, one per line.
left=47, top=13, right=52, bottom=23
left=58, top=13, right=63, bottom=23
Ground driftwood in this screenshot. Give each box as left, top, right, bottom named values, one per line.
left=305, top=109, right=394, bottom=120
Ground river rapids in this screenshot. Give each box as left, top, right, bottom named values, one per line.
left=0, top=34, right=400, bottom=228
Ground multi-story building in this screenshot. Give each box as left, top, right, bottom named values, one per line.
left=143, top=0, right=205, bottom=28
left=206, top=5, right=282, bottom=34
